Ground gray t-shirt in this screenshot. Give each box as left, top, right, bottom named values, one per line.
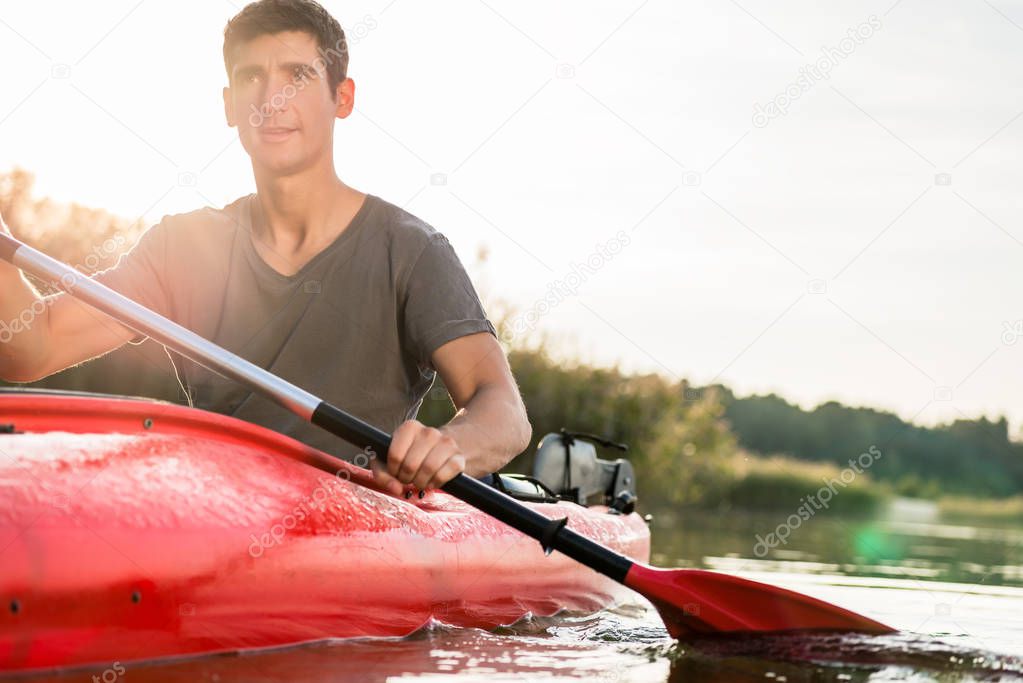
left=95, top=193, right=496, bottom=461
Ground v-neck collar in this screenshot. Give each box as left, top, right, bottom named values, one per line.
left=240, top=192, right=376, bottom=284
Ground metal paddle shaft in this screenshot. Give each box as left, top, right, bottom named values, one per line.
left=0, top=233, right=895, bottom=637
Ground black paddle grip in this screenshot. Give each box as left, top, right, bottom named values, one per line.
left=311, top=402, right=392, bottom=456
left=443, top=473, right=633, bottom=583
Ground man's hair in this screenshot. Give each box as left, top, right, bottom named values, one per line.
left=223, top=0, right=348, bottom=96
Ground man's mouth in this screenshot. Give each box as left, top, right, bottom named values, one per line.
left=258, top=127, right=296, bottom=142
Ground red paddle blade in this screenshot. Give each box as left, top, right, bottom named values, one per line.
left=624, top=564, right=895, bottom=637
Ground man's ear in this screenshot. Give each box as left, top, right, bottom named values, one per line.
left=334, top=78, right=355, bottom=119
left=223, top=86, right=236, bottom=127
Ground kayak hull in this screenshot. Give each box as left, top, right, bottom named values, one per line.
left=0, top=394, right=650, bottom=673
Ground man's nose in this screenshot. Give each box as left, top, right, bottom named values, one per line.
left=261, top=72, right=292, bottom=113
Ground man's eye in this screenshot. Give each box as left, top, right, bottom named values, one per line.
left=293, top=67, right=313, bottom=81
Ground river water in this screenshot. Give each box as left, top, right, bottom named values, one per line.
left=24, top=499, right=1023, bottom=682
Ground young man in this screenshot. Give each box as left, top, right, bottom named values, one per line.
left=0, top=0, right=531, bottom=495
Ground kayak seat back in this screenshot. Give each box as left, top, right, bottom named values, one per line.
left=531, top=429, right=637, bottom=513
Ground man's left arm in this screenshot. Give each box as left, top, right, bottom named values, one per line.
left=374, top=331, right=531, bottom=494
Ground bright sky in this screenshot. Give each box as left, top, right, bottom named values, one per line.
left=1, top=0, right=1021, bottom=434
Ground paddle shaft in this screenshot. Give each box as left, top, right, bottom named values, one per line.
left=0, top=233, right=635, bottom=583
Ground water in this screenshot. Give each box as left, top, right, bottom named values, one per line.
left=19, top=499, right=1023, bottom=682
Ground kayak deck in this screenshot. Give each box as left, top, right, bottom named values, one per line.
left=0, top=394, right=650, bottom=673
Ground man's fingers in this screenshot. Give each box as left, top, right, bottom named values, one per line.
left=424, top=454, right=466, bottom=491
left=392, top=425, right=442, bottom=483
left=371, top=460, right=405, bottom=497
left=408, top=434, right=457, bottom=489
left=411, top=449, right=444, bottom=491
left=387, top=421, right=419, bottom=478
left=379, top=421, right=467, bottom=493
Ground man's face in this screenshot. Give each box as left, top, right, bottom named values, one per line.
left=223, top=30, right=353, bottom=176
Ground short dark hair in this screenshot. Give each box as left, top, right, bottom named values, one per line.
left=223, top=0, right=348, bottom=95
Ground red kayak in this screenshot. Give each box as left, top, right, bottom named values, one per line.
left=0, top=392, right=650, bottom=673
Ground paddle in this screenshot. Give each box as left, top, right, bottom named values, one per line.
left=0, top=232, right=894, bottom=637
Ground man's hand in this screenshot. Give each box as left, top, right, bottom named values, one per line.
left=372, top=420, right=466, bottom=496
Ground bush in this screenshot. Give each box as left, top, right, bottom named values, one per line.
left=939, top=495, right=1023, bottom=522
left=713, top=453, right=887, bottom=516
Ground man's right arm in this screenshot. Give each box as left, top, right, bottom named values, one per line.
left=0, top=217, right=135, bottom=383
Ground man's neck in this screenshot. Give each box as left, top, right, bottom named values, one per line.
left=250, top=163, right=363, bottom=255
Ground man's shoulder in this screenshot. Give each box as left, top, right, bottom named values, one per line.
left=156, top=194, right=250, bottom=238
left=368, top=194, right=446, bottom=256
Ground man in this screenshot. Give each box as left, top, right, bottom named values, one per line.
left=0, top=0, right=531, bottom=495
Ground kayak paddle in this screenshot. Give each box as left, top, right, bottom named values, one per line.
left=0, top=232, right=894, bottom=637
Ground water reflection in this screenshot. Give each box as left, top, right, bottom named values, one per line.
left=652, top=500, right=1023, bottom=588
left=15, top=501, right=1023, bottom=682
left=21, top=609, right=1022, bottom=683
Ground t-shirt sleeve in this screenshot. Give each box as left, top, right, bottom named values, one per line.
left=403, top=234, right=497, bottom=369
left=92, top=219, right=173, bottom=343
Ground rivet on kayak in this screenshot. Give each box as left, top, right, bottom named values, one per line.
left=143, top=418, right=153, bottom=430
left=131, top=590, right=142, bottom=604
left=9, top=599, right=19, bottom=615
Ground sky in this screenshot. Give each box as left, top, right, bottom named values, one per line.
left=1, top=0, right=1021, bottom=435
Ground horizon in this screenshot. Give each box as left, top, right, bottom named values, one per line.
left=1, top=0, right=1020, bottom=436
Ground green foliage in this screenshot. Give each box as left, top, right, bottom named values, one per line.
left=893, top=474, right=942, bottom=499
left=641, top=385, right=736, bottom=507
left=715, top=454, right=886, bottom=516
left=939, top=495, right=1023, bottom=522
left=720, top=390, right=1023, bottom=498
